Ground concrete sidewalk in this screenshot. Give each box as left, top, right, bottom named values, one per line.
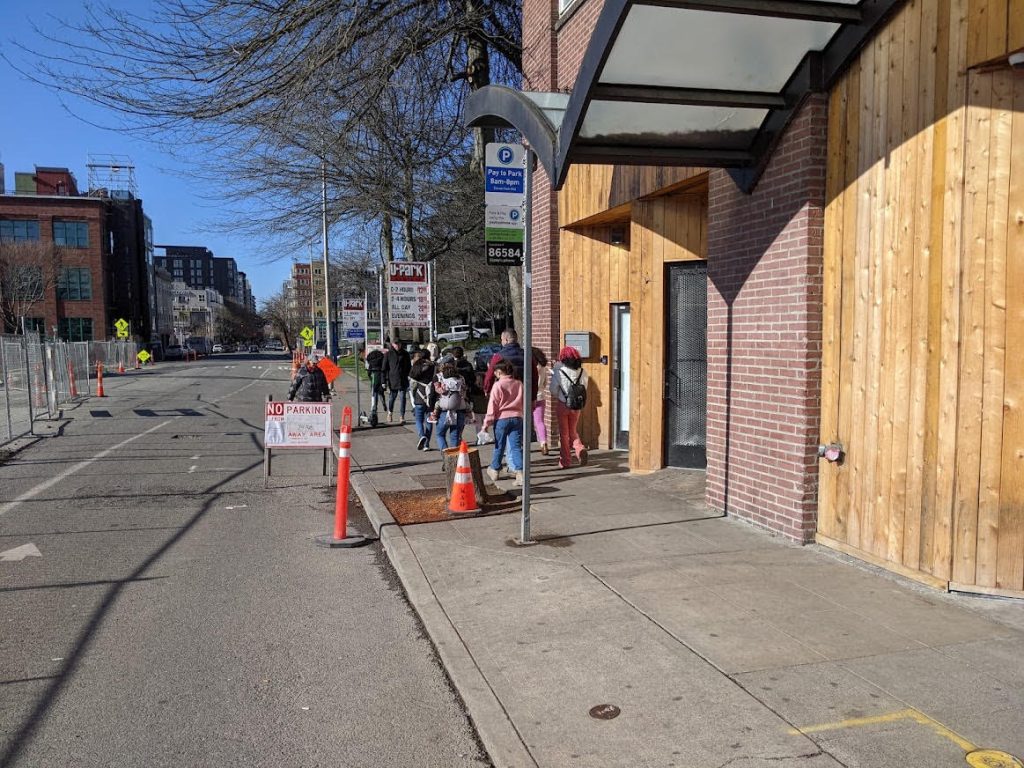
left=346, top=415, right=1024, bottom=768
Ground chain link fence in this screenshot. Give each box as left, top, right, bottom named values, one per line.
left=0, top=336, right=137, bottom=447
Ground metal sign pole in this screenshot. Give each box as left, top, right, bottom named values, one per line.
left=321, top=159, right=334, bottom=358
left=519, top=149, right=533, bottom=545
left=353, top=296, right=362, bottom=422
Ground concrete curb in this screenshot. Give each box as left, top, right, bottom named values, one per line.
left=350, top=469, right=537, bottom=768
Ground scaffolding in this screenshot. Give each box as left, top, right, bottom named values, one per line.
left=86, top=154, right=138, bottom=199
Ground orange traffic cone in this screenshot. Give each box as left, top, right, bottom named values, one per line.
left=117, top=359, right=126, bottom=374
left=96, top=363, right=106, bottom=398
left=447, top=441, right=482, bottom=515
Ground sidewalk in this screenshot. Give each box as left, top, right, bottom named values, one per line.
left=346, top=413, right=1024, bottom=768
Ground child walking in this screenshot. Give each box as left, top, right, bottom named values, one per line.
left=482, top=361, right=524, bottom=486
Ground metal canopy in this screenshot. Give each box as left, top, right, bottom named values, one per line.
left=465, top=0, right=904, bottom=193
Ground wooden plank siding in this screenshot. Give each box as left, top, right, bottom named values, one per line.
left=818, top=0, right=1024, bottom=593
left=559, top=164, right=708, bottom=227
left=558, top=186, right=708, bottom=473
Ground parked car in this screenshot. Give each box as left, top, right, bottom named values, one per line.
left=186, top=337, right=212, bottom=357
left=473, top=343, right=503, bottom=372
left=165, top=344, right=185, bottom=361
left=248, top=344, right=260, bottom=353
left=212, top=343, right=224, bottom=353
left=436, top=324, right=491, bottom=343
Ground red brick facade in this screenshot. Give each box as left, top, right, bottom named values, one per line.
left=705, top=95, right=828, bottom=541
left=0, top=196, right=109, bottom=340
left=524, top=0, right=828, bottom=541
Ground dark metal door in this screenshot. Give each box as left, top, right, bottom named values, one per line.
left=664, top=262, right=707, bottom=468
left=612, top=304, right=630, bottom=450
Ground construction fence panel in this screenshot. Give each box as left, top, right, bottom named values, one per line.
left=1, top=336, right=34, bottom=445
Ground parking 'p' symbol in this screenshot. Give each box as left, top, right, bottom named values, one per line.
left=498, top=147, right=514, bottom=164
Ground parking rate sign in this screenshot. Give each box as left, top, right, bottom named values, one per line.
left=484, top=143, right=526, bottom=266
left=388, top=261, right=431, bottom=328
left=342, top=297, right=366, bottom=339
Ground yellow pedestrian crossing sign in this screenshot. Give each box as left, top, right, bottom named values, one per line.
left=299, top=326, right=315, bottom=347
left=114, top=318, right=129, bottom=339
left=137, top=350, right=151, bottom=363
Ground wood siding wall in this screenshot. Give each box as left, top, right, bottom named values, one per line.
left=559, top=191, right=707, bottom=472
left=818, top=0, right=1024, bottom=594
left=559, top=164, right=708, bottom=227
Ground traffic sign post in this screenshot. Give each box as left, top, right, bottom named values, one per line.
left=299, top=326, right=315, bottom=349
left=485, top=142, right=534, bottom=544
left=114, top=318, right=130, bottom=340
left=341, top=296, right=367, bottom=422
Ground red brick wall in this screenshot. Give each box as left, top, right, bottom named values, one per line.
left=0, top=196, right=108, bottom=339
left=556, top=0, right=604, bottom=89
left=705, top=95, right=828, bottom=542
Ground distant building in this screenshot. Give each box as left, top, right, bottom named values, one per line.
left=0, top=163, right=152, bottom=341
left=290, top=262, right=312, bottom=323
left=155, top=245, right=247, bottom=306
left=171, top=281, right=223, bottom=343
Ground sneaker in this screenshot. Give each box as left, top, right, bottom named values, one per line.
left=540, top=442, right=549, bottom=456
left=386, top=411, right=393, bottom=423
left=578, top=448, right=588, bottom=466
left=486, top=466, right=500, bottom=483
left=417, top=436, right=427, bottom=451
left=399, top=417, right=405, bottom=425
left=513, top=471, right=523, bottom=486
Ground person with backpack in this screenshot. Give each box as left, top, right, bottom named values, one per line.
left=409, top=349, right=436, bottom=451
left=481, top=361, right=524, bottom=486
left=550, top=346, right=588, bottom=469
left=432, top=361, right=470, bottom=450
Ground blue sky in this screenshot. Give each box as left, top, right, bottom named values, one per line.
left=0, top=0, right=295, bottom=304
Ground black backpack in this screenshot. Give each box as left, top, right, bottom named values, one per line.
left=559, top=367, right=587, bottom=410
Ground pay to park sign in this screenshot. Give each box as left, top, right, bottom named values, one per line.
left=484, top=143, right=526, bottom=267
left=264, top=401, right=332, bottom=448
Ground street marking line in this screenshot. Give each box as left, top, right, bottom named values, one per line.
left=0, top=419, right=176, bottom=518
left=790, top=707, right=979, bottom=754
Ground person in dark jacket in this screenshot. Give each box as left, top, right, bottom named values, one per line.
left=288, top=359, right=330, bottom=402
left=449, top=347, right=477, bottom=395
left=381, top=338, right=411, bottom=424
left=365, top=346, right=385, bottom=421
left=483, top=329, right=539, bottom=397
left=409, top=349, right=436, bottom=450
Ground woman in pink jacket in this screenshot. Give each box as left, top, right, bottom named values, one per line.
left=482, top=361, right=524, bottom=486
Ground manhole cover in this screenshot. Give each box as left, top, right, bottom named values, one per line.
left=589, top=704, right=620, bottom=720
left=966, top=751, right=1024, bottom=768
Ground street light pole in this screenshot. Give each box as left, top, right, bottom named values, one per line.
left=321, top=157, right=333, bottom=358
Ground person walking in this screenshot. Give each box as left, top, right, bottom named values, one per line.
left=409, top=349, right=436, bottom=450
left=287, top=358, right=331, bottom=403
left=482, top=361, right=524, bottom=486
left=382, top=338, right=411, bottom=424
left=550, top=346, right=588, bottom=469
left=533, top=347, right=550, bottom=455
left=365, top=345, right=385, bottom=423
left=434, top=359, right=469, bottom=451
left=483, top=329, right=537, bottom=396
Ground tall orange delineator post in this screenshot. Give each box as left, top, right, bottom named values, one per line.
left=448, top=441, right=482, bottom=515
left=96, top=363, right=106, bottom=398
left=316, top=405, right=369, bottom=548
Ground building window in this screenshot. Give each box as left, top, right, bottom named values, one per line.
left=53, top=220, right=89, bottom=248
left=58, top=267, right=93, bottom=300
left=23, top=317, right=45, bottom=335
left=173, top=259, right=182, bottom=268
left=58, top=317, right=94, bottom=341
left=0, top=219, right=41, bottom=242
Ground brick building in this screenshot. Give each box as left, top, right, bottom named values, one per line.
left=0, top=165, right=156, bottom=342
left=469, top=0, right=1024, bottom=595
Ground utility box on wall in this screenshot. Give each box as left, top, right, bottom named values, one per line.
left=564, top=331, right=592, bottom=359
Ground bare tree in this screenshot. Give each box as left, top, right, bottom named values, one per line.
left=260, top=290, right=306, bottom=352
left=0, top=241, right=62, bottom=334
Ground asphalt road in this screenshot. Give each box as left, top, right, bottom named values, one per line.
left=0, top=354, right=490, bottom=768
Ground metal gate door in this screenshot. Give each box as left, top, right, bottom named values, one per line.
left=664, top=262, right=707, bottom=468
